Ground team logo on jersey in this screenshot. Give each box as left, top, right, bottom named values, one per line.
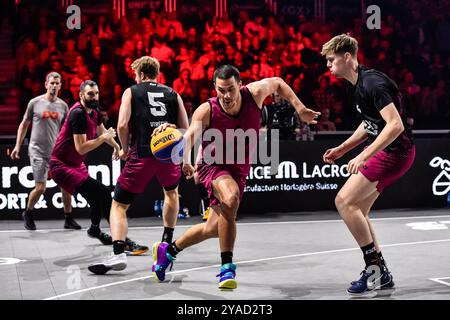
left=363, top=120, right=379, bottom=135
left=429, top=156, right=450, bottom=196
left=42, top=111, right=60, bottom=120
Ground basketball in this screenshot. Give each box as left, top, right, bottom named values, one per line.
left=150, top=127, right=185, bottom=163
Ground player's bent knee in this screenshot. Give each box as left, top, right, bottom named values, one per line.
left=335, top=194, right=348, bottom=211
left=221, top=193, right=240, bottom=211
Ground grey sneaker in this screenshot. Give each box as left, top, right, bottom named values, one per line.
left=88, top=253, right=127, bottom=275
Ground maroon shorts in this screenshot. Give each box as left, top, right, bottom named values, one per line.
left=196, top=164, right=247, bottom=207
left=359, top=145, right=415, bottom=192
left=49, top=157, right=90, bottom=195
left=117, top=147, right=181, bottom=194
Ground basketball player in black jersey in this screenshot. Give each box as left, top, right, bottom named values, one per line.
left=88, top=56, right=189, bottom=274
left=321, top=34, right=415, bottom=295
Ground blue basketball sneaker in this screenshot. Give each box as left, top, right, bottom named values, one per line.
left=152, top=241, right=175, bottom=282
left=347, top=268, right=395, bottom=295
left=217, top=263, right=237, bottom=289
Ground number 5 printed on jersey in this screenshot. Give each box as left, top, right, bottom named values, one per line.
left=148, top=92, right=167, bottom=116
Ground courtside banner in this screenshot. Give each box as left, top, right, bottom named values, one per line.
left=1, top=138, right=449, bottom=219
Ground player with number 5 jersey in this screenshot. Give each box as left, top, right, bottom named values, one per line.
left=88, top=56, right=189, bottom=274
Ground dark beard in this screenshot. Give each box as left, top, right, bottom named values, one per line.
left=84, top=99, right=99, bottom=109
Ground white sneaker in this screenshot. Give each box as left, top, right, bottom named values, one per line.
left=88, top=253, right=127, bottom=275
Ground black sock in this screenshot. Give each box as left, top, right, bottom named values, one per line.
left=162, top=227, right=174, bottom=243
left=64, top=213, right=72, bottom=219
left=167, top=241, right=182, bottom=257
left=221, top=251, right=233, bottom=265
left=379, top=252, right=388, bottom=271
left=89, top=224, right=100, bottom=234
left=113, top=240, right=125, bottom=255
left=25, top=208, right=33, bottom=214
left=361, top=242, right=381, bottom=269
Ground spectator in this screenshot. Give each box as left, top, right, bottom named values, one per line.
left=312, top=76, right=335, bottom=112
left=211, top=32, right=228, bottom=56
left=69, top=65, right=89, bottom=100
left=62, top=39, right=80, bottom=70
left=98, top=16, right=115, bottom=41
left=217, top=14, right=234, bottom=36
left=198, top=45, right=218, bottom=69
left=87, top=46, right=103, bottom=79
left=155, top=16, right=170, bottom=39
left=267, top=16, right=284, bottom=41
left=117, top=56, right=135, bottom=88
left=174, top=45, right=190, bottom=69
left=17, top=38, right=39, bottom=70
left=77, top=24, right=99, bottom=54
left=330, top=99, right=351, bottom=130
left=134, top=40, right=148, bottom=58
left=316, top=108, right=336, bottom=131
left=243, top=63, right=261, bottom=83
left=185, top=27, right=201, bottom=49
left=400, top=71, right=422, bottom=116
left=166, top=27, right=182, bottom=52
left=39, top=38, right=62, bottom=67
left=98, top=64, right=117, bottom=101
left=179, top=49, right=205, bottom=82
left=13, top=3, right=450, bottom=134
left=151, top=36, right=175, bottom=68
left=244, top=16, right=267, bottom=40
left=259, top=52, right=274, bottom=78
left=20, top=59, right=43, bottom=85
left=173, top=68, right=195, bottom=115
left=241, top=38, right=256, bottom=66
left=167, top=12, right=184, bottom=38
left=233, top=51, right=250, bottom=76
left=429, top=53, right=445, bottom=81
left=234, top=31, right=244, bottom=51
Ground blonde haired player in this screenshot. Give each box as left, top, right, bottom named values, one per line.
left=89, top=56, right=189, bottom=274
left=321, top=34, right=415, bottom=295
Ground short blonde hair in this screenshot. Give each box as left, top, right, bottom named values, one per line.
left=131, top=56, right=160, bottom=79
left=321, top=33, right=358, bottom=57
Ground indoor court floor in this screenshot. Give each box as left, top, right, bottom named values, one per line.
left=1, top=208, right=450, bottom=300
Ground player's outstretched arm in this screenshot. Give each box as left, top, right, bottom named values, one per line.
left=73, top=128, right=116, bottom=156
left=247, top=77, right=321, bottom=124
left=323, top=122, right=367, bottom=164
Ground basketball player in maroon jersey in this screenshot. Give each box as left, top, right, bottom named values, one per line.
left=152, top=65, right=320, bottom=289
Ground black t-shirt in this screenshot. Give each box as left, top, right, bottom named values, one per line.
left=345, top=65, right=413, bottom=150
left=68, top=107, right=102, bottom=134
left=130, top=82, right=179, bottom=157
